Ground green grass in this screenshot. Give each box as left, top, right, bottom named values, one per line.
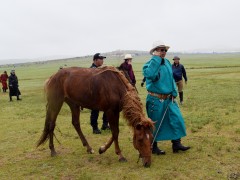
left=0, top=53, right=239, bottom=179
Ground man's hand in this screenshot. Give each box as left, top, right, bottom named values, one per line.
left=153, top=50, right=161, bottom=56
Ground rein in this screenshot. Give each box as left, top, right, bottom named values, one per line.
left=151, top=100, right=171, bottom=146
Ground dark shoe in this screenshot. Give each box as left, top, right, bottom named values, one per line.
left=172, top=139, right=190, bottom=153
left=17, top=98, right=22, bottom=101
left=179, top=92, right=183, bottom=103
left=101, top=124, right=110, bottom=130
left=152, top=142, right=166, bottom=155
left=93, top=128, right=101, bottom=134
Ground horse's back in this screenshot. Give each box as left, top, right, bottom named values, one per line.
left=46, top=66, right=126, bottom=111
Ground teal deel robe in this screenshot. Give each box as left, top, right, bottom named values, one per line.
left=143, top=55, right=187, bottom=141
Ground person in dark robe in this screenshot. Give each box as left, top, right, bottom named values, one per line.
left=8, top=70, right=21, bottom=101
left=119, top=54, right=136, bottom=86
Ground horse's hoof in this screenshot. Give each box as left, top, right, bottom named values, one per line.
left=99, top=146, right=105, bottom=154
left=51, top=151, right=57, bottom=157
left=87, top=149, right=94, bottom=154
left=119, top=157, right=127, bottom=162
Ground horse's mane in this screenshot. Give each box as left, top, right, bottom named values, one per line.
left=96, top=66, right=154, bottom=128
left=95, top=66, right=134, bottom=91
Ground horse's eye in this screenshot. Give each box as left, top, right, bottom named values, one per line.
left=136, top=124, right=142, bottom=130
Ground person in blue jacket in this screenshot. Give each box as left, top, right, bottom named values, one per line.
left=143, top=41, right=190, bottom=155
left=172, top=56, right=187, bottom=104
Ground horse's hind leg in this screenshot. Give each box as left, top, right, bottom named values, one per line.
left=68, top=103, right=93, bottom=154
left=47, top=101, right=63, bottom=156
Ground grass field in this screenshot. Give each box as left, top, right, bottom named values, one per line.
left=0, top=53, right=239, bottom=179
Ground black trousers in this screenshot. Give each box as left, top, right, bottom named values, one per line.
left=90, top=110, right=108, bottom=129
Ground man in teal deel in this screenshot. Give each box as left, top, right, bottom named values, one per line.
left=143, top=40, right=190, bottom=155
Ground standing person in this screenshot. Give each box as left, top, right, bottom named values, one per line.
left=143, top=41, right=190, bottom=155
left=8, top=70, right=21, bottom=101
left=0, top=71, right=9, bottom=92
left=89, top=53, right=110, bottom=134
left=119, top=54, right=136, bottom=86
left=140, top=77, right=146, bottom=87
left=172, top=56, right=187, bottom=105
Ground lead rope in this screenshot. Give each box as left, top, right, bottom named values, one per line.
left=151, top=101, right=171, bottom=146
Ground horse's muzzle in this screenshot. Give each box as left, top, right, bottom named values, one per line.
left=138, top=154, right=151, bottom=167
left=144, top=161, right=151, bottom=168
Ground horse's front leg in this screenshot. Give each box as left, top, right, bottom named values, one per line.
left=112, top=124, right=127, bottom=162
left=99, top=111, right=127, bottom=162
left=99, top=136, right=113, bottom=154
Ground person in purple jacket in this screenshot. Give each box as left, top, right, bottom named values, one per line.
left=119, top=54, right=136, bottom=86
left=172, top=56, right=187, bottom=105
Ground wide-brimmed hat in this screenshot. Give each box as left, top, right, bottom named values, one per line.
left=173, top=56, right=180, bottom=60
left=150, top=40, right=170, bottom=55
left=124, top=54, right=133, bottom=60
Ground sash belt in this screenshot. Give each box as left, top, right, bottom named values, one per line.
left=148, top=91, right=171, bottom=100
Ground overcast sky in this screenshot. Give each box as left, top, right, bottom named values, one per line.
left=0, top=0, right=239, bottom=62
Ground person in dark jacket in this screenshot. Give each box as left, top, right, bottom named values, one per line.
left=8, top=70, right=21, bottom=101
left=89, top=53, right=110, bottom=134
left=141, top=77, right=146, bottom=87
left=172, top=56, right=187, bottom=105
left=119, top=54, right=136, bottom=86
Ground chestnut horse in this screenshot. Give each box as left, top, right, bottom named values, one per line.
left=37, top=66, right=153, bottom=167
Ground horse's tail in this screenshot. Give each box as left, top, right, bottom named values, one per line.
left=37, top=102, right=51, bottom=147
left=37, top=78, right=52, bottom=147
left=37, top=75, right=60, bottom=147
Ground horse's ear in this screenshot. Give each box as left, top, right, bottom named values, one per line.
left=135, top=123, right=142, bottom=130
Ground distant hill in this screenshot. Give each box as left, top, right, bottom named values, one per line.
left=0, top=49, right=240, bottom=66
left=103, top=50, right=149, bottom=57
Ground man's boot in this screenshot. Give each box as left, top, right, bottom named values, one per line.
left=17, top=95, right=21, bottom=100
left=90, top=110, right=101, bottom=134
left=152, top=141, right=166, bottom=155
left=171, top=139, right=190, bottom=153
left=179, top=92, right=183, bottom=104
left=92, top=126, right=101, bottom=134
left=9, top=96, right=12, bottom=102
left=101, top=124, right=110, bottom=130
left=101, top=113, right=110, bottom=130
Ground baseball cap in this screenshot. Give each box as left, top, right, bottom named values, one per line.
left=173, top=56, right=180, bottom=60
left=93, top=53, right=106, bottom=60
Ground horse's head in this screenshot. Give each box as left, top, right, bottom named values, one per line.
left=133, top=119, right=153, bottom=167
